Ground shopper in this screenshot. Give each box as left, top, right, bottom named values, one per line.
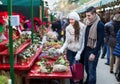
left=113, top=29, right=120, bottom=76
left=101, top=15, right=114, bottom=64
left=57, top=11, right=86, bottom=84
left=106, top=14, right=120, bottom=73
left=51, top=19, right=62, bottom=40
left=83, top=6, right=104, bottom=84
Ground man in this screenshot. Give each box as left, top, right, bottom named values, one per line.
left=102, top=15, right=114, bottom=65
left=84, top=6, right=104, bottom=84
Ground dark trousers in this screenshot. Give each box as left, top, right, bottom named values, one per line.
left=67, top=49, right=83, bottom=84
left=101, top=43, right=110, bottom=64
left=84, top=50, right=100, bottom=84
left=66, top=49, right=76, bottom=66
left=101, top=43, right=107, bottom=58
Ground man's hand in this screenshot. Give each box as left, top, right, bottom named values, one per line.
left=89, top=53, right=95, bottom=61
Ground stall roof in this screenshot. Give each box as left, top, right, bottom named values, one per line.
left=0, top=0, right=40, bottom=6
left=101, top=0, right=117, bottom=6
left=77, top=0, right=117, bottom=13
left=77, top=1, right=101, bottom=13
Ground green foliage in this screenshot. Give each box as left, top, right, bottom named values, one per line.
left=0, top=40, right=3, bottom=43
left=0, top=75, right=8, bottom=84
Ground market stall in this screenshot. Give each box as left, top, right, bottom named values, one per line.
left=26, top=58, right=72, bottom=84
left=25, top=40, right=72, bottom=84
left=0, top=0, right=73, bottom=84
left=0, top=33, right=42, bottom=84
left=0, top=0, right=42, bottom=83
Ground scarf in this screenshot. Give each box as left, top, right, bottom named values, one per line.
left=86, top=14, right=100, bottom=48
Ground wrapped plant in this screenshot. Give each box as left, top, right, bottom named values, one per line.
left=0, top=75, right=8, bottom=84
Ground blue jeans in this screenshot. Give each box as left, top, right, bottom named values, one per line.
left=102, top=43, right=110, bottom=64
left=67, top=49, right=81, bottom=84
left=101, top=43, right=107, bottom=58
left=84, top=50, right=100, bottom=84
left=66, top=49, right=76, bottom=66
left=106, top=44, right=110, bottom=64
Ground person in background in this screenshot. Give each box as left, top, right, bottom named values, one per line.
left=61, top=18, right=69, bottom=42
left=51, top=21, right=58, bottom=39
left=57, top=19, right=63, bottom=40
left=113, top=28, right=120, bottom=77
left=83, top=6, right=104, bottom=84
left=51, top=18, right=63, bottom=40
left=57, top=11, right=86, bottom=84
left=106, top=14, right=120, bottom=73
left=23, top=20, right=31, bottom=31
left=101, top=15, right=114, bottom=65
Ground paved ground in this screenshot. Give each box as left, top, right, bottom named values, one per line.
left=97, top=57, right=119, bottom=84
left=65, top=57, right=120, bottom=84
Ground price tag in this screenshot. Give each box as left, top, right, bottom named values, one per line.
left=10, top=15, right=20, bottom=26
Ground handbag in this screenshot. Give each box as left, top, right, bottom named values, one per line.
left=71, top=61, right=84, bottom=83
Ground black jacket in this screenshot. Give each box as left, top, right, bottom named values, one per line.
left=84, top=21, right=104, bottom=56
left=105, top=20, right=120, bottom=48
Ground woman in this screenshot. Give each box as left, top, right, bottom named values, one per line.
left=57, top=12, right=86, bottom=84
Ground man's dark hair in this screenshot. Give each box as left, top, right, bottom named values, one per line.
left=86, top=6, right=96, bottom=14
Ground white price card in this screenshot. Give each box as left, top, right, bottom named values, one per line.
left=10, top=15, right=20, bottom=26
left=42, top=35, right=47, bottom=44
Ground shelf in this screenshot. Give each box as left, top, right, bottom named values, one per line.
left=27, top=66, right=72, bottom=79
left=0, top=36, right=19, bottom=46
left=0, top=48, right=42, bottom=70
left=26, top=57, right=72, bottom=79
left=0, top=39, right=31, bottom=56
left=0, top=40, right=9, bottom=46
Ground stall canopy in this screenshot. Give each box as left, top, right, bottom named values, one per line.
left=77, top=0, right=118, bottom=13
left=0, top=0, right=40, bottom=6
left=101, top=0, right=117, bottom=6
left=77, top=0, right=100, bottom=13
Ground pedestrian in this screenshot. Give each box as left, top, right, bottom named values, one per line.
left=106, top=14, right=120, bottom=73
left=83, top=6, right=104, bottom=84
left=57, top=11, right=86, bottom=84
left=101, top=15, right=114, bottom=65
left=113, top=29, right=120, bottom=76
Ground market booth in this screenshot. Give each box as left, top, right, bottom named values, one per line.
left=0, top=0, right=42, bottom=84
left=0, top=0, right=72, bottom=84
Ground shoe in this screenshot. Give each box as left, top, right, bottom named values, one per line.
left=110, top=70, right=114, bottom=73
left=105, top=63, right=109, bottom=65
left=115, top=73, right=120, bottom=82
